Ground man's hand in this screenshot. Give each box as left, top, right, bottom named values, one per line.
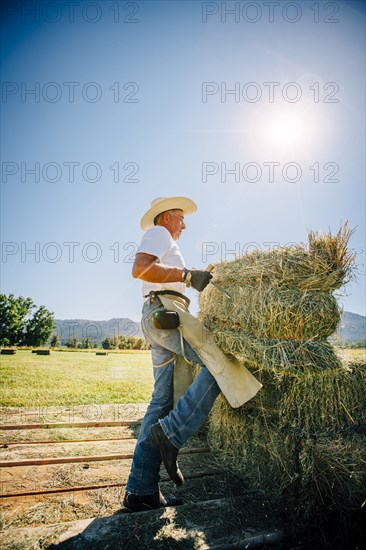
left=183, top=268, right=212, bottom=292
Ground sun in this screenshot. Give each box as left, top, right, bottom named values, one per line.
left=266, top=113, right=306, bottom=148
left=247, top=104, right=324, bottom=160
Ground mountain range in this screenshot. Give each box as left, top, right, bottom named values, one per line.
left=334, top=311, right=366, bottom=344
left=54, top=318, right=143, bottom=344
left=54, top=311, right=365, bottom=345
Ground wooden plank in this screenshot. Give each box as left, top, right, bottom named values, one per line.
left=0, top=497, right=283, bottom=549
left=0, top=420, right=141, bottom=430
left=0, top=447, right=210, bottom=468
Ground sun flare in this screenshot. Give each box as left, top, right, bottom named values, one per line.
left=248, top=104, right=324, bottom=160
left=267, top=113, right=306, bottom=148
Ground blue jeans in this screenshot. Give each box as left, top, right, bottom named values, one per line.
left=125, top=297, right=220, bottom=496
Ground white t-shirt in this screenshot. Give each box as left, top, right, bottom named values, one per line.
left=137, top=225, right=186, bottom=297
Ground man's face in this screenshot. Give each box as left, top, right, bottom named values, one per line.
left=163, top=209, right=186, bottom=240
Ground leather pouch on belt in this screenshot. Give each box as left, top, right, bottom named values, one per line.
left=152, top=309, right=180, bottom=330
left=149, top=292, right=181, bottom=330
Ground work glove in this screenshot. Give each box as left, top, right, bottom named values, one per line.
left=182, top=268, right=212, bottom=292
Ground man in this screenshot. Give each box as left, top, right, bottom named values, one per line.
left=123, top=196, right=261, bottom=512
left=123, top=196, right=220, bottom=512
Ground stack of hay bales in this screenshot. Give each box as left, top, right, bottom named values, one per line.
left=199, top=224, right=366, bottom=527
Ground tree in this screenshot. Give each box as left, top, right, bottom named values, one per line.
left=80, top=337, right=93, bottom=349
left=50, top=333, right=61, bottom=348
left=25, top=306, right=55, bottom=347
left=66, top=337, right=79, bottom=349
left=101, top=335, right=149, bottom=350
left=0, top=294, right=54, bottom=347
left=0, top=294, right=33, bottom=345
left=133, top=337, right=149, bottom=350
left=102, top=336, right=118, bottom=349
left=348, top=340, right=366, bottom=349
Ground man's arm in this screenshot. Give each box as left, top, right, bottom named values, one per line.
left=132, top=252, right=183, bottom=283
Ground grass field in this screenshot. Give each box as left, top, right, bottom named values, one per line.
left=0, top=350, right=153, bottom=407
left=1, top=348, right=364, bottom=408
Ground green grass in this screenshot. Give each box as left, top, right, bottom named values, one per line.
left=0, top=350, right=154, bottom=407
left=338, top=348, right=366, bottom=358
left=1, top=348, right=364, bottom=408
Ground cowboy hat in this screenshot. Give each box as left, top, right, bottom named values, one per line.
left=140, top=197, right=197, bottom=230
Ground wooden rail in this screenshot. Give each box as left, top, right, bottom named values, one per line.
left=0, top=420, right=141, bottom=430
left=0, top=470, right=220, bottom=499
left=0, top=419, right=214, bottom=503
left=0, top=447, right=210, bottom=468
left=1, top=437, right=136, bottom=446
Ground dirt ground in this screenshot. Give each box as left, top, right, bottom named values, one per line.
left=1, top=404, right=365, bottom=549
left=0, top=405, right=203, bottom=526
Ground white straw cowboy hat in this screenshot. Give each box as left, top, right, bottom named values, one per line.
left=140, top=197, right=197, bottom=230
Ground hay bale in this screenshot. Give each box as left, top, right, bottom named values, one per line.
left=207, top=329, right=342, bottom=371
left=207, top=361, right=366, bottom=520
left=199, top=224, right=355, bottom=369
left=200, top=286, right=340, bottom=339
left=36, top=349, right=51, bottom=355
left=1, top=349, right=16, bottom=355
left=205, top=224, right=354, bottom=293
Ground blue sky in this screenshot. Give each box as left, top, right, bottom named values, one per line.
left=1, top=0, right=365, bottom=321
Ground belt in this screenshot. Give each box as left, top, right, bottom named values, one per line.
left=144, top=290, right=190, bottom=308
